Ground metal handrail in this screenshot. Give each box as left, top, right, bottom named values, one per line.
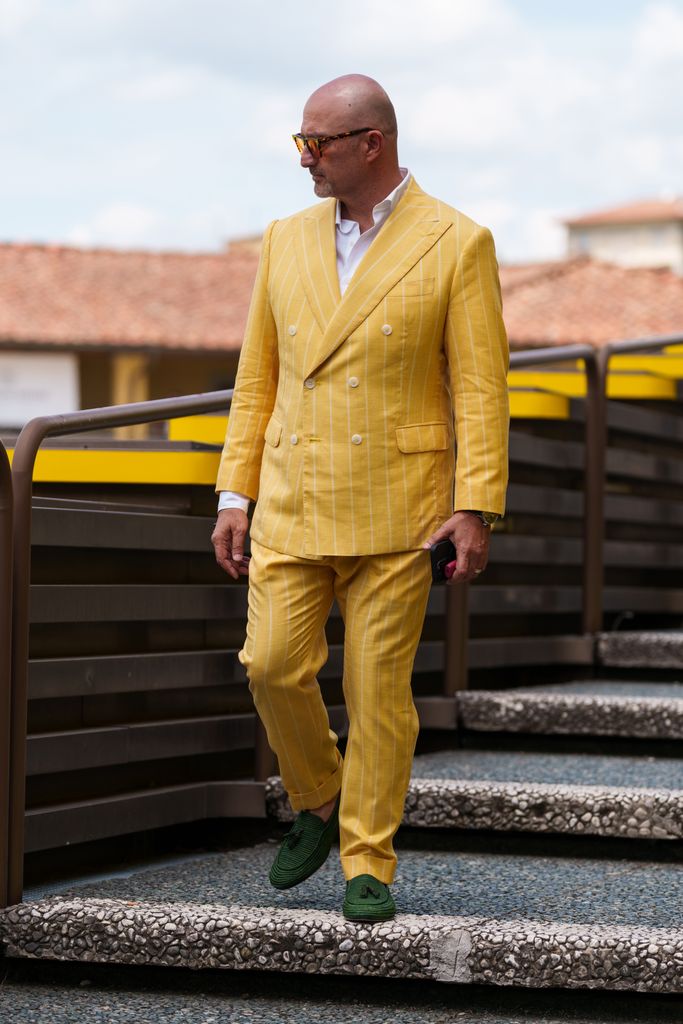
left=445, top=343, right=600, bottom=693
left=510, top=344, right=604, bottom=632
left=0, top=442, right=12, bottom=909
left=5, top=333, right=682, bottom=903
left=7, top=390, right=233, bottom=906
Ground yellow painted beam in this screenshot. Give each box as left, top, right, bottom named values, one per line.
left=606, top=375, right=676, bottom=398
left=509, top=391, right=569, bottom=419
left=168, top=415, right=228, bottom=445
left=508, top=370, right=677, bottom=400
left=608, top=355, right=683, bottom=377
left=5, top=448, right=220, bottom=485
left=508, top=371, right=586, bottom=397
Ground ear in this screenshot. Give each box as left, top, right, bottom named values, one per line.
left=365, top=129, right=383, bottom=163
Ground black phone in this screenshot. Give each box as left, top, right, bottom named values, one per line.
left=429, top=539, right=457, bottom=584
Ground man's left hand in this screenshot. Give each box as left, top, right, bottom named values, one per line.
left=423, top=511, right=490, bottom=584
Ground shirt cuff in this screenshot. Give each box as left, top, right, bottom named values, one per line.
left=217, top=490, right=250, bottom=513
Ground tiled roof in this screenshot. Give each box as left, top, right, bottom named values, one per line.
left=564, top=198, right=683, bottom=226
left=0, top=242, right=260, bottom=351
left=0, top=243, right=681, bottom=353
left=502, top=257, right=683, bottom=348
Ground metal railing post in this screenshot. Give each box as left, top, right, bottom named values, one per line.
left=0, top=442, right=12, bottom=909
left=7, top=390, right=234, bottom=905
left=254, top=720, right=278, bottom=781
left=582, top=349, right=608, bottom=634
left=444, top=583, right=469, bottom=694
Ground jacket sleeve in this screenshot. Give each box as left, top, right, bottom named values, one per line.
left=444, top=224, right=509, bottom=515
left=215, top=220, right=279, bottom=499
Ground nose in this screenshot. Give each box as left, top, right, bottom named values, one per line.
left=300, top=146, right=316, bottom=168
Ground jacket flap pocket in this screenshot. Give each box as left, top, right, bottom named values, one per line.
left=402, top=278, right=435, bottom=297
left=395, top=422, right=450, bottom=453
left=264, top=416, right=282, bottom=448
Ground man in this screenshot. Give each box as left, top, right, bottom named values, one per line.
left=212, top=74, right=508, bottom=922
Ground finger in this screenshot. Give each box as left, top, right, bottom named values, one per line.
left=213, top=538, right=239, bottom=579
left=448, top=544, right=473, bottom=583
left=422, top=524, right=453, bottom=549
left=230, top=524, right=246, bottom=564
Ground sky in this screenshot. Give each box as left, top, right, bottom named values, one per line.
left=2, top=0, right=682, bottom=263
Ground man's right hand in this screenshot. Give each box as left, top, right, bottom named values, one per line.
left=211, top=508, right=250, bottom=580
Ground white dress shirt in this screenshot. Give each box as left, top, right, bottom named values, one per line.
left=218, top=169, right=411, bottom=514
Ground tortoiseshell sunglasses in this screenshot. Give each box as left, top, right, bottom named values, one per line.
left=292, top=127, right=376, bottom=159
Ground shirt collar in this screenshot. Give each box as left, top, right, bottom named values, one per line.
left=336, top=167, right=411, bottom=230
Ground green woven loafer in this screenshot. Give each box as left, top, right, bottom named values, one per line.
left=269, top=794, right=340, bottom=890
left=343, top=873, right=396, bottom=922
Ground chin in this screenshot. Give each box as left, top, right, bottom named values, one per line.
left=313, top=179, right=334, bottom=198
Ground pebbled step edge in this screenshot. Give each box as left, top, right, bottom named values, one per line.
left=1, top=897, right=682, bottom=992
left=266, top=777, right=683, bottom=840
left=598, top=632, right=683, bottom=669
left=458, top=691, right=683, bottom=738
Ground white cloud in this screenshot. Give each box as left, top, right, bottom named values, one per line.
left=114, top=67, right=209, bottom=102
left=0, top=0, right=41, bottom=37
left=634, top=1, right=683, bottom=61
left=341, top=0, right=515, bottom=54
left=67, top=203, right=164, bottom=248
left=2, top=1, right=683, bottom=261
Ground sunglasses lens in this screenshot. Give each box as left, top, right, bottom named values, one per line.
left=306, top=138, right=320, bottom=158
left=293, top=135, right=305, bottom=153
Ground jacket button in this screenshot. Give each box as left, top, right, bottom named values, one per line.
left=288, top=325, right=297, bottom=336
left=351, top=434, right=362, bottom=445
left=304, top=378, right=315, bottom=389
left=348, top=376, right=359, bottom=388
left=290, top=434, right=299, bottom=445
left=381, top=324, right=392, bottom=335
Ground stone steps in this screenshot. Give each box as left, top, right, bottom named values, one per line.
left=458, top=681, right=683, bottom=738
left=266, top=748, right=683, bottom=840
left=2, top=844, right=682, bottom=993
left=598, top=631, right=683, bottom=669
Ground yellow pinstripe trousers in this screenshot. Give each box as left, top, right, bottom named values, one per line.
left=240, top=539, right=432, bottom=884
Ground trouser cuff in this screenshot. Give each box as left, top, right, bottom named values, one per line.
left=287, top=751, right=343, bottom=812
left=340, top=854, right=396, bottom=885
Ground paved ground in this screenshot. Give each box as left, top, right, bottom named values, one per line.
left=36, top=843, right=683, bottom=929
left=2, top=958, right=683, bottom=1024
left=411, top=749, right=683, bottom=788
left=507, top=682, right=683, bottom=698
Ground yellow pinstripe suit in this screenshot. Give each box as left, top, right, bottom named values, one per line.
left=216, top=178, right=509, bottom=882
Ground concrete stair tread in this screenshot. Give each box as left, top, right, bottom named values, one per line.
left=267, top=748, right=683, bottom=839
left=2, top=846, right=682, bottom=992
left=6, top=964, right=678, bottom=1024
left=481, top=681, right=683, bottom=698
left=410, top=748, right=683, bottom=790
left=458, top=681, right=683, bottom=739
left=599, top=631, right=683, bottom=669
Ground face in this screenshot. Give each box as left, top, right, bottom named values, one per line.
left=299, top=95, right=369, bottom=200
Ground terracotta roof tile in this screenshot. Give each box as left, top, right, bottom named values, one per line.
left=564, top=198, right=683, bottom=226
left=502, top=257, right=683, bottom=348
left=0, top=242, right=681, bottom=354
left=0, top=242, right=260, bottom=351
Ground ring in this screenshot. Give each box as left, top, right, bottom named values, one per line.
left=474, top=569, right=483, bottom=575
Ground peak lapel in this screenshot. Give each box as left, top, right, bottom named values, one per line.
left=304, top=181, right=451, bottom=378
left=294, top=199, right=340, bottom=334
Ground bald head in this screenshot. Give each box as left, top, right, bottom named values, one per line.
left=299, top=75, right=403, bottom=215
left=304, top=75, right=398, bottom=138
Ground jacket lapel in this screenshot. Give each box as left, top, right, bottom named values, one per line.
left=294, top=199, right=341, bottom=333
left=303, top=180, right=451, bottom=378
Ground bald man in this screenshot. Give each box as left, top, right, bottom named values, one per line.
left=212, top=75, right=509, bottom=922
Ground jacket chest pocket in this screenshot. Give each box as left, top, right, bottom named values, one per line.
left=385, top=278, right=437, bottom=331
